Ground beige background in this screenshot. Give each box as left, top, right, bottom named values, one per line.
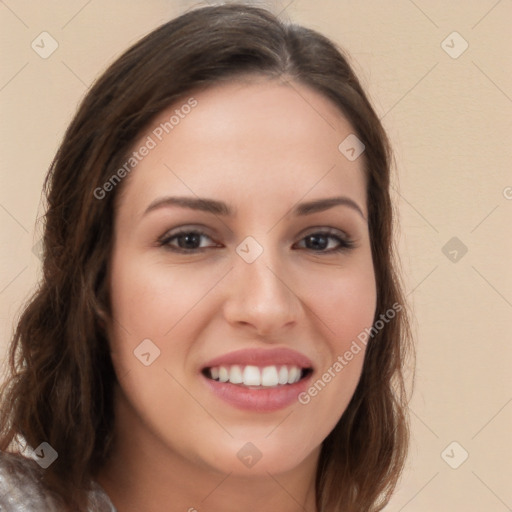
left=1, top=1, right=511, bottom=510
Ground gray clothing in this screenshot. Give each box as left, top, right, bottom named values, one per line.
left=0, top=451, right=116, bottom=511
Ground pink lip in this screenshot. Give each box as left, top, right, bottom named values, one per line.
left=201, top=347, right=314, bottom=370
left=200, top=347, right=314, bottom=412
left=202, top=373, right=313, bottom=412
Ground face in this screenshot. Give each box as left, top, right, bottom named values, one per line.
left=106, top=77, right=377, bottom=478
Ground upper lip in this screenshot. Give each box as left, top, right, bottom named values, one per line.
left=201, top=347, right=314, bottom=370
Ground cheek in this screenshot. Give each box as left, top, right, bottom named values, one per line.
left=327, top=275, right=376, bottom=347
left=295, top=257, right=376, bottom=422
left=300, top=256, right=377, bottom=349
left=108, top=251, right=210, bottom=339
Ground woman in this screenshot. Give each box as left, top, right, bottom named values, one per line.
left=0, top=3, right=413, bottom=511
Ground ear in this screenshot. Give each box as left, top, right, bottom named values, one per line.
left=94, top=303, right=110, bottom=333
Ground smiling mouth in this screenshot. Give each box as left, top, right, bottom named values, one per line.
left=202, top=364, right=313, bottom=388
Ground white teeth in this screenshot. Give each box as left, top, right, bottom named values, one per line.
left=243, top=365, right=261, bottom=386
left=229, top=365, right=243, bottom=384
left=261, top=366, right=279, bottom=387
left=208, top=364, right=305, bottom=387
left=218, top=366, right=229, bottom=383
left=287, top=366, right=301, bottom=384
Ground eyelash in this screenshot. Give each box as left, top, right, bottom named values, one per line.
left=157, top=228, right=355, bottom=254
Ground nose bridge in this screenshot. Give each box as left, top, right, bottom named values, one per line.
left=224, top=237, right=299, bottom=334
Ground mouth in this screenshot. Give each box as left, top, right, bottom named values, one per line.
left=200, top=347, right=315, bottom=412
left=202, top=364, right=313, bottom=388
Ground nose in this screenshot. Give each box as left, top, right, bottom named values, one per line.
left=222, top=249, right=300, bottom=338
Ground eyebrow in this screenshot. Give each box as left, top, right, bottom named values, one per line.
left=143, top=195, right=366, bottom=219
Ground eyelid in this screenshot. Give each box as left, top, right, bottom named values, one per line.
left=159, top=224, right=352, bottom=239
left=158, top=222, right=214, bottom=237
left=299, top=225, right=351, bottom=239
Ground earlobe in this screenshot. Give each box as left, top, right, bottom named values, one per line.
left=94, top=304, right=110, bottom=333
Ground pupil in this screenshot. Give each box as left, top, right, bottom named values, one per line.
left=182, top=233, right=200, bottom=248
left=307, top=234, right=327, bottom=250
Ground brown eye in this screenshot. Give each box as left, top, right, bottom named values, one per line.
left=159, top=230, right=217, bottom=253
left=295, top=230, right=355, bottom=253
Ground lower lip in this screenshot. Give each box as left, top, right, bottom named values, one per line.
left=202, top=373, right=312, bottom=412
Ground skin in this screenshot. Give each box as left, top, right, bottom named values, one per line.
left=96, top=76, right=377, bottom=512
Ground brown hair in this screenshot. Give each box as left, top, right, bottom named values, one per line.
left=0, top=3, right=414, bottom=511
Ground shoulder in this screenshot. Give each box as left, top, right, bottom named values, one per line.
left=0, top=450, right=65, bottom=511
left=0, top=451, right=116, bottom=512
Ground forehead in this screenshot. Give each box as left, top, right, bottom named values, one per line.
left=117, top=78, right=367, bottom=220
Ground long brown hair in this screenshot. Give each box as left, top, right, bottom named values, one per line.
left=0, top=3, right=414, bottom=511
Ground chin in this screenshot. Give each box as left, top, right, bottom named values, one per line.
left=196, top=435, right=320, bottom=477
